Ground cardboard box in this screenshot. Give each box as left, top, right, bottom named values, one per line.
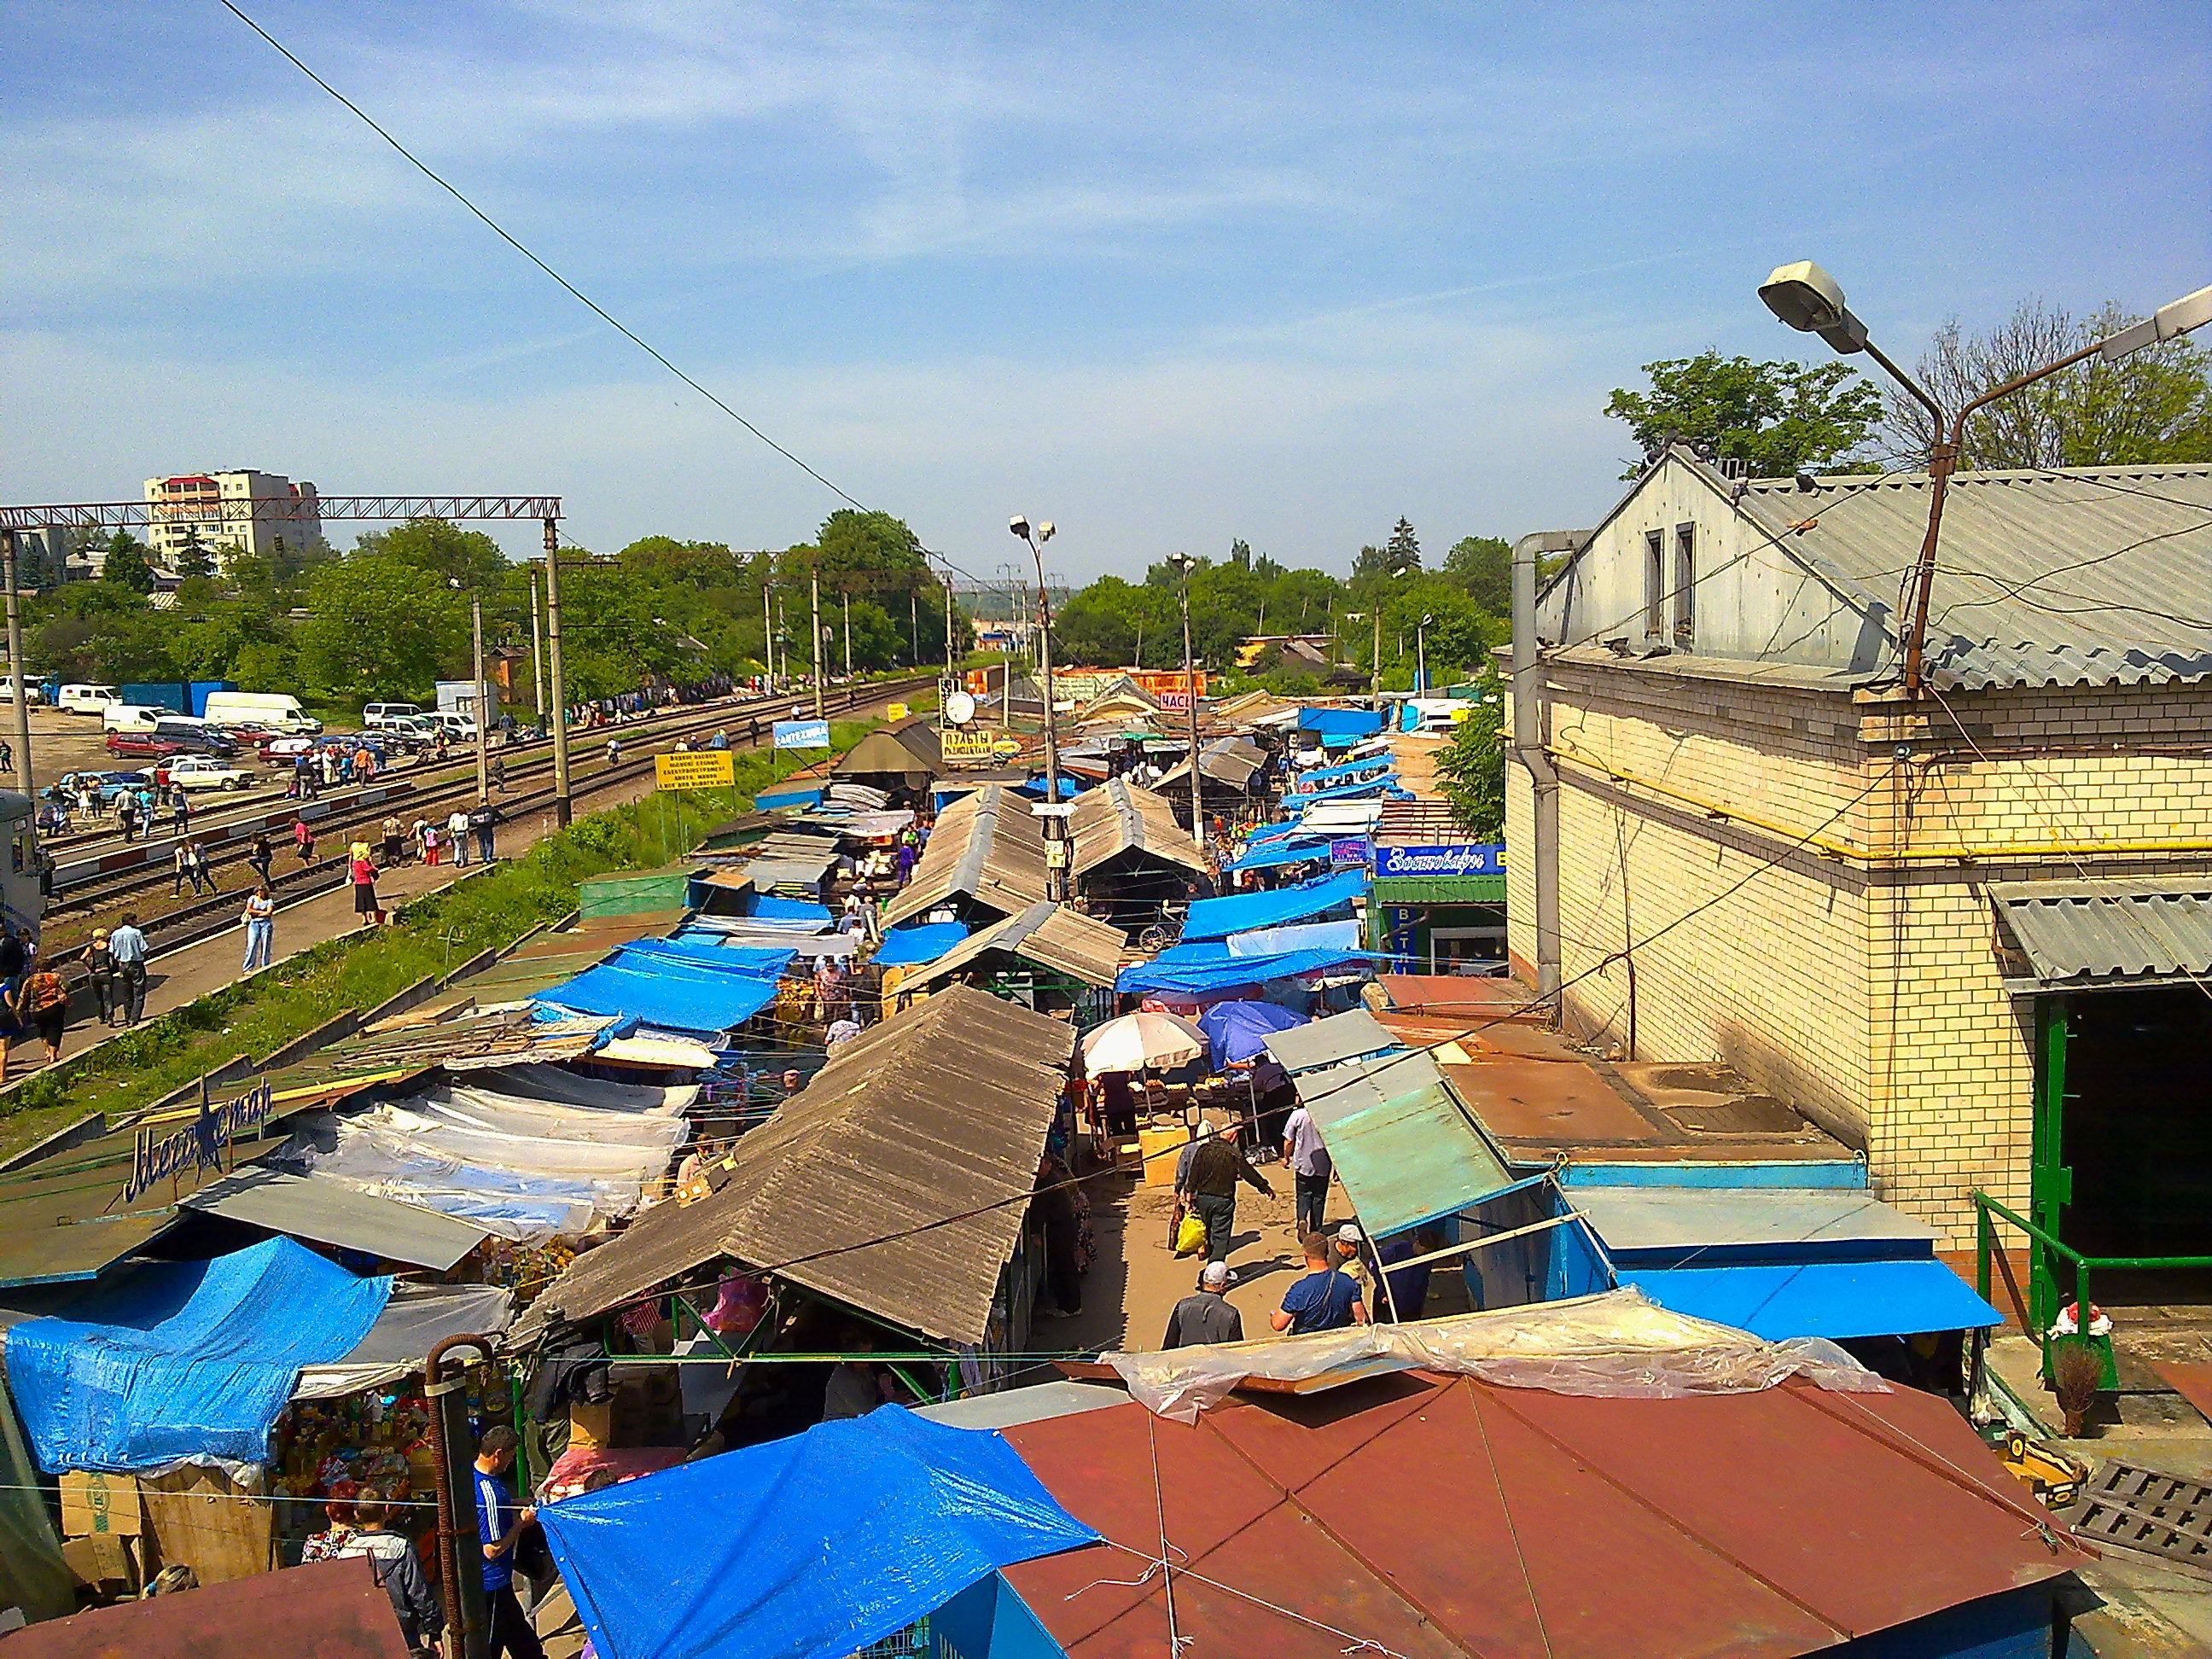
left=60, top=1470, right=142, bottom=1538
left=61, top=1532, right=136, bottom=1592
left=567, top=1399, right=613, bottom=1451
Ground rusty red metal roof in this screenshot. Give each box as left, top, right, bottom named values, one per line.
left=997, top=1371, right=2085, bottom=1659
left=3, top=1556, right=413, bottom=1659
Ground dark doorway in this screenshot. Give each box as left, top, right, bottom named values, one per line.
left=2061, top=987, right=2212, bottom=1260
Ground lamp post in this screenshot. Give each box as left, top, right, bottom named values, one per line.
left=1760, top=262, right=2212, bottom=698
left=1170, top=553, right=1204, bottom=851
left=1009, top=515, right=1062, bottom=806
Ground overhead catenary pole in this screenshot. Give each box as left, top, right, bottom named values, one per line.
left=1, top=532, right=37, bottom=838
left=841, top=590, right=853, bottom=680
left=542, top=518, right=573, bottom=826
left=1511, top=531, right=1583, bottom=1009
left=909, top=585, right=919, bottom=668
left=809, top=559, right=824, bottom=721
left=470, top=593, right=490, bottom=804
left=527, top=568, right=545, bottom=718
left=760, top=579, right=774, bottom=690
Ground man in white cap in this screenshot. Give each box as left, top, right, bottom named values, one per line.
left=1333, top=1223, right=1377, bottom=1312
left=1161, top=1260, right=1244, bottom=1349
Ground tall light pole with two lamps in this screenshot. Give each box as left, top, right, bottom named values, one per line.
left=1758, top=260, right=2212, bottom=698
left=1169, top=553, right=1205, bottom=851
left=1009, top=515, right=1069, bottom=899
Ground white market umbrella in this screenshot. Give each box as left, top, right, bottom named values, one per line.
left=1082, top=1011, right=1208, bottom=1074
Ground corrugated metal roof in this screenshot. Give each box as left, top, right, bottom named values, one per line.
left=998, top=1369, right=2083, bottom=1659
left=1260, top=1008, right=1400, bottom=1074
left=1155, top=736, right=1266, bottom=792
left=834, top=724, right=940, bottom=779
left=1572, top=1187, right=1939, bottom=1264
left=1988, top=876, right=2212, bottom=988
left=1738, top=463, right=2212, bottom=689
left=1291, top=1049, right=1514, bottom=1236
left=519, top=986, right=1073, bottom=1346
left=882, top=783, right=1050, bottom=927
left=897, top=900, right=1125, bottom=991
left=1, top=1554, right=414, bottom=1659
left=1068, top=777, right=1210, bottom=879
left=183, top=1167, right=492, bottom=1271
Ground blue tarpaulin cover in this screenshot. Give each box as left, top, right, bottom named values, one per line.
left=1296, top=707, right=1383, bottom=736
left=1286, top=774, right=1406, bottom=807
left=1223, top=837, right=1331, bottom=873
left=541, top=942, right=795, bottom=1035
left=748, top=894, right=834, bottom=922
left=1118, top=944, right=1379, bottom=997
left=1616, top=1260, right=2005, bottom=1342
left=1242, top=819, right=1315, bottom=845
left=871, top=923, right=969, bottom=967
left=1198, top=998, right=1308, bottom=1063
left=4, top=1238, right=390, bottom=1472
left=538, top=1404, right=1099, bottom=1659
left=1290, top=754, right=1396, bottom=786
left=1182, top=869, right=1366, bottom=940
left=1227, top=918, right=1365, bottom=958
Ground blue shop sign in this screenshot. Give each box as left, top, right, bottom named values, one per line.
left=1373, top=842, right=1505, bottom=879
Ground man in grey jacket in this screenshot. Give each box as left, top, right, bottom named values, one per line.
left=1162, top=1260, right=1245, bottom=1349
left=338, top=1490, right=443, bottom=1656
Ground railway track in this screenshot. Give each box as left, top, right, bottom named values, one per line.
left=39, top=676, right=935, bottom=962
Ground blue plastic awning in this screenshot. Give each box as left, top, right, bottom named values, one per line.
left=1290, top=755, right=1395, bottom=786
left=1182, top=869, right=1366, bottom=940
left=3, top=1238, right=391, bottom=1472
left=541, top=958, right=789, bottom=1035
left=871, top=923, right=969, bottom=967
left=1242, top=819, right=1313, bottom=845
left=749, top=894, right=834, bottom=922
left=1286, top=774, right=1406, bottom=807
left=1617, top=1260, right=2005, bottom=1342
left=538, top=1404, right=1099, bottom=1659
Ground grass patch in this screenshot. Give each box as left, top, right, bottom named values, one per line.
left=0, top=720, right=876, bottom=1155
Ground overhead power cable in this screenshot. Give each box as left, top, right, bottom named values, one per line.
left=217, top=0, right=868, bottom=513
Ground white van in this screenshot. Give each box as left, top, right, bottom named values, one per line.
left=425, top=710, right=479, bottom=741
left=364, top=702, right=422, bottom=731
left=56, top=684, right=119, bottom=716
left=102, top=704, right=202, bottom=735
left=201, top=690, right=322, bottom=735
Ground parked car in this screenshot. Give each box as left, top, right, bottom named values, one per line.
left=154, top=720, right=238, bottom=756
left=103, top=703, right=201, bottom=735
left=363, top=702, right=422, bottom=731
left=56, top=684, right=119, bottom=715
left=47, top=770, right=148, bottom=808
left=425, top=710, right=480, bottom=742
left=106, top=731, right=189, bottom=760
left=155, top=754, right=253, bottom=792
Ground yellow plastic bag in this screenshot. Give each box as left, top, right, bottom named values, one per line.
left=1174, top=1212, right=1208, bottom=1257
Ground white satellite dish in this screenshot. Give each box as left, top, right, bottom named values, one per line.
left=945, top=690, right=977, bottom=726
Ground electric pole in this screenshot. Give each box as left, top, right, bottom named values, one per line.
left=542, top=519, right=572, bottom=825
left=1172, top=554, right=1204, bottom=850
left=1, top=532, right=38, bottom=881
left=809, top=561, right=824, bottom=721
left=471, top=593, right=490, bottom=803
left=527, top=569, right=545, bottom=719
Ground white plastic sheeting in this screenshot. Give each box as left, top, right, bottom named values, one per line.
left=348, top=1104, right=682, bottom=1185
left=306, top=1138, right=601, bottom=1239
left=431, top=1088, right=690, bottom=1146
left=471, top=1063, right=699, bottom=1112
left=1103, top=1288, right=1888, bottom=1423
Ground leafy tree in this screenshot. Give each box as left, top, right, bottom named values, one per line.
left=1433, top=669, right=1507, bottom=837
left=1884, top=297, right=2212, bottom=469
left=1441, top=535, right=1512, bottom=614
left=1604, top=352, right=1884, bottom=479
left=296, top=553, right=469, bottom=699
left=102, top=533, right=157, bottom=594
left=355, top=519, right=507, bottom=588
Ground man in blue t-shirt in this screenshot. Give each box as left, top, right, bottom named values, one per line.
left=1271, top=1233, right=1369, bottom=1335
left=473, top=1425, right=544, bottom=1659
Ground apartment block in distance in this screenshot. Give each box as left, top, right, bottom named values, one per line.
left=143, top=469, right=321, bottom=568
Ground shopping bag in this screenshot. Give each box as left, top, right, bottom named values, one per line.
left=1174, top=1211, right=1207, bottom=1256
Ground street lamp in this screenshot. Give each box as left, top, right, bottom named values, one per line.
left=1761, top=260, right=2212, bottom=696
left=1008, top=515, right=1062, bottom=807
left=1169, top=553, right=1204, bottom=851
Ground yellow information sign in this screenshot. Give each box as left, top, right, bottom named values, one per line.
left=655, top=750, right=736, bottom=790
left=940, top=729, right=1000, bottom=760
left=886, top=701, right=909, bottom=719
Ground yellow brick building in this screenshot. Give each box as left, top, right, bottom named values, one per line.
left=1505, top=451, right=2212, bottom=1275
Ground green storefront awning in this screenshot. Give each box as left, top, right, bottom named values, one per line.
left=1372, top=874, right=1506, bottom=905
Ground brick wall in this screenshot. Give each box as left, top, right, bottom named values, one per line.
left=1506, top=656, right=2212, bottom=1243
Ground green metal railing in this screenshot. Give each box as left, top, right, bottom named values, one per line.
left=1973, top=1189, right=2212, bottom=1388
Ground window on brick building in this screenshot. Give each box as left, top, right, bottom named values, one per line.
left=1673, top=523, right=1696, bottom=648
left=1643, top=530, right=1664, bottom=638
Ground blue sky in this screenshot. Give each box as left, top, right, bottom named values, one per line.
left=3, top=1, right=2207, bottom=581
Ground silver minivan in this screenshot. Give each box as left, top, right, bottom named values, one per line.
left=363, top=701, right=422, bottom=730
